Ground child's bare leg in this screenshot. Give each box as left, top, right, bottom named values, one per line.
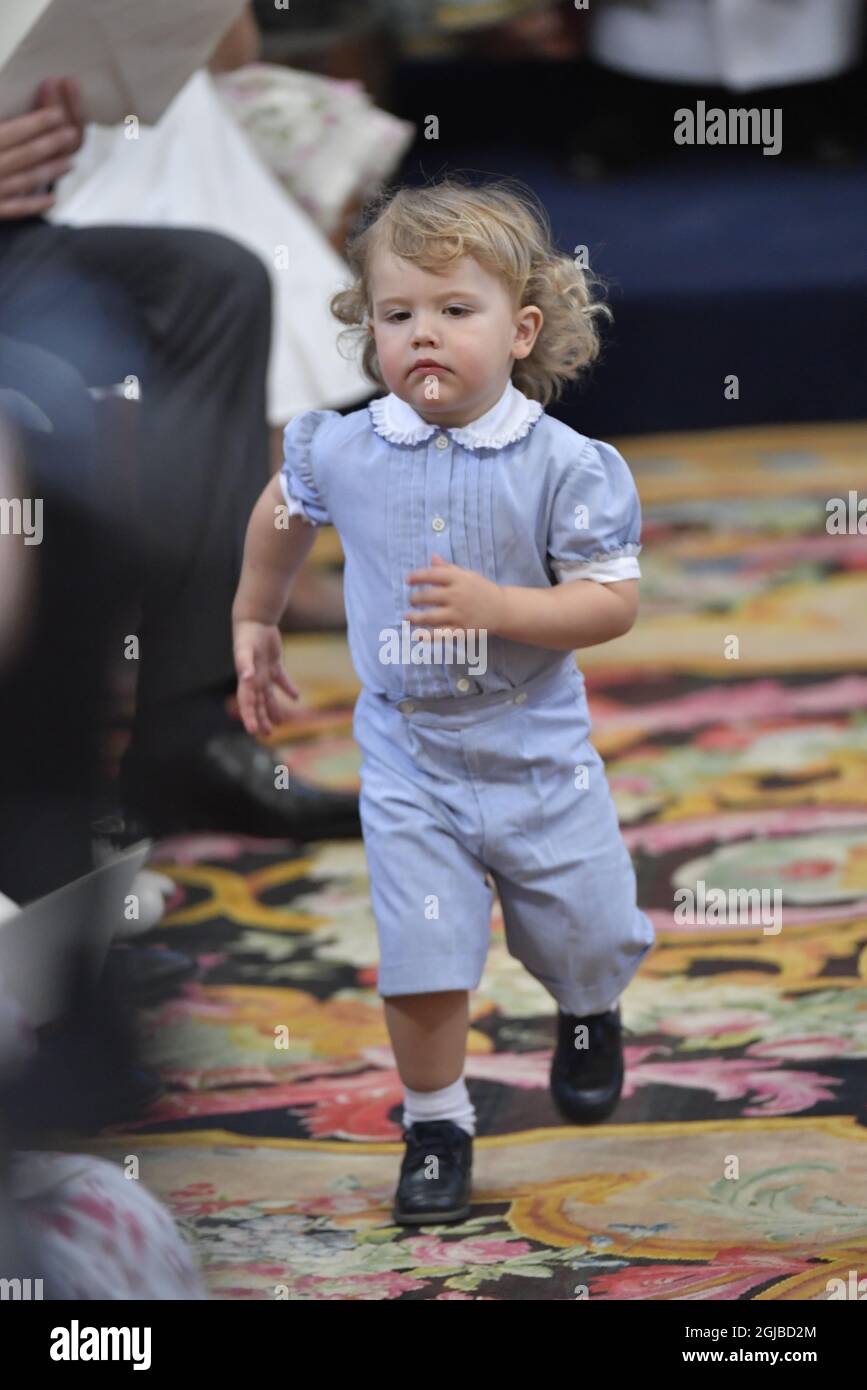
left=388, top=990, right=475, bottom=1219
left=384, top=990, right=469, bottom=1090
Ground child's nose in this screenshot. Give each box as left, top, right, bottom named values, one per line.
left=412, top=318, right=439, bottom=346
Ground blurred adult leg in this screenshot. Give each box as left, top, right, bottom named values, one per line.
left=0, top=220, right=359, bottom=838
left=0, top=329, right=138, bottom=902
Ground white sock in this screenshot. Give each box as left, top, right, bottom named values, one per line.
left=559, top=996, right=620, bottom=1017
left=402, top=1076, right=476, bottom=1137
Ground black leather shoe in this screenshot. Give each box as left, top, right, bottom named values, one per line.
left=393, top=1120, right=473, bottom=1225
left=550, top=1004, right=624, bottom=1124
left=120, top=730, right=360, bottom=841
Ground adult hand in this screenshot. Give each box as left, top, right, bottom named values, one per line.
left=0, top=77, right=84, bottom=220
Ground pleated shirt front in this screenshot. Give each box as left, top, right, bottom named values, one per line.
left=279, top=379, right=643, bottom=700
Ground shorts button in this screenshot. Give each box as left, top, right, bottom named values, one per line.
left=456, top=678, right=471, bottom=693
left=397, top=700, right=415, bottom=713
left=513, top=691, right=528, bottom=704
left=431, top=516, right=446, bottom=532
left=435, top=434, right=449, bottom=449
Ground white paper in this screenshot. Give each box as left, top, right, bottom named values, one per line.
left=0, top=0, right=54, bottom=71
left=0, top=0, right=248, bottom=126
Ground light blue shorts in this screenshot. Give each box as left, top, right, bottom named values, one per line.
left=353, top=660, right=655, bottom=1014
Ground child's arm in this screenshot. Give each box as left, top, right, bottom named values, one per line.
left=494, top=577, right=639, bottom=651
left=406, top=555, right=639, bottom=653
left=232, top=474, right=317, bottom=735
left=233, top=473, right=316, bottom=626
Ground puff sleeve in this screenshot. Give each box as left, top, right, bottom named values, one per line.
left=547, top=437, right=643, bottom=584
left=278, top=410, right=336, bottom=527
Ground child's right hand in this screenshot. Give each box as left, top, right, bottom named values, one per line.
left=233, top=620, right=299, bottom=737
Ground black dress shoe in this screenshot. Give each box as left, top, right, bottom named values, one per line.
left=550, top=1004, right=624, bottom=1124
left=120, top=730, right=361, bottom=841
left=393, top=1120, right=473, bottom=1225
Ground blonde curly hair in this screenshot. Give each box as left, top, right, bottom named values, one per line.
left=329, top=174, right=612, bottom=408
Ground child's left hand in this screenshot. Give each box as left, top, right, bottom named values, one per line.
left=405, top=553, right=506, bottom=634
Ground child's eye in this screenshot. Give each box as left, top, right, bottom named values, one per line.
left=384, top=307, right=470, bottom=322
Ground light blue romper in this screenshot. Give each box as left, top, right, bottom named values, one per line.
left=279, top=379, right=655, bottom=1014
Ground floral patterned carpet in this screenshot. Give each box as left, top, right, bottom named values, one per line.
left=85, top=420, right=867, bottom=1300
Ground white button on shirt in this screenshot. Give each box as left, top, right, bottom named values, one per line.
left=456, top=678, right=471, bottom=693
left=431, top=516, right=446, bottom=532
left=435, top=435, right=449, bottom=449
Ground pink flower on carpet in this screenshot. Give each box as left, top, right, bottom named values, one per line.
left=593, top=675, right=867, bottom=739
left=624, top=806, right=867, bottom=857
left=622, top=1057, right=840, bottom=1116
left=151, top=833, right=294, bottom=863
left=195, top=953, right=229, bottom=971
left=293, top=1193, right=383, bottom=1216
left=223, top=1271, right=430, bottom=1300
left=609, top=775, right=655, bottom=793
left=171, top=1195, right=249, bottom=1217
left=169, top=1183, right=251, bottom=1216
left=588, top=1252, right=814, bottom=1300
left=781, top=858, right=836, bottom=878
left=160, top=1065, right=279, bottom=1091
left=112, top=1070, right=407, bottom=1140
left=657, top=1010, right=767, bottom=1038
left=406, top=1237, right=531, bottom=1266
left=144, top=983, right=235, bottom=1023
left=746, top=1036, right=855, bottom=1061
left=695, top=728, right=759, bottom=750
left=646, top=898, right=867, bottom=930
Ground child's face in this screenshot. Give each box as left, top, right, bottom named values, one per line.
left=367, top=249, right=542, bottom=427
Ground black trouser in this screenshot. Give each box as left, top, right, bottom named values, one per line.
left=0, top=221, right=271, bottom=900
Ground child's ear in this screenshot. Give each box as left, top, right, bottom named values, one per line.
left=514, top=304, right=543, bottom=359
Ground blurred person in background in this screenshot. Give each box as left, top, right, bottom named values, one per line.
left=375, top=0, right=581, bottom=60
left=0, top=973, right=207, bottom=1300
left=50, top=5, right=416, bottom=631
left=0, top=262, right=140, bottom=902
left=0, top=73, right=361, bottom=868
left=569, top=0, right=866, bottom=175
left=0, top=422, right=206, bottom=1301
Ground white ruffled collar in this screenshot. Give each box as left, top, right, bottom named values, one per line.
left=368, top=379, right=543, bottom=451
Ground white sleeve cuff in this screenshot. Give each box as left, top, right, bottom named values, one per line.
left=278, top=470, right=319, bottom=526
left=552, top=554, right=642, bottom=584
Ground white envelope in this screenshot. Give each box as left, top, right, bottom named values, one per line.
left=0, top=0, right=248, bottom=125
